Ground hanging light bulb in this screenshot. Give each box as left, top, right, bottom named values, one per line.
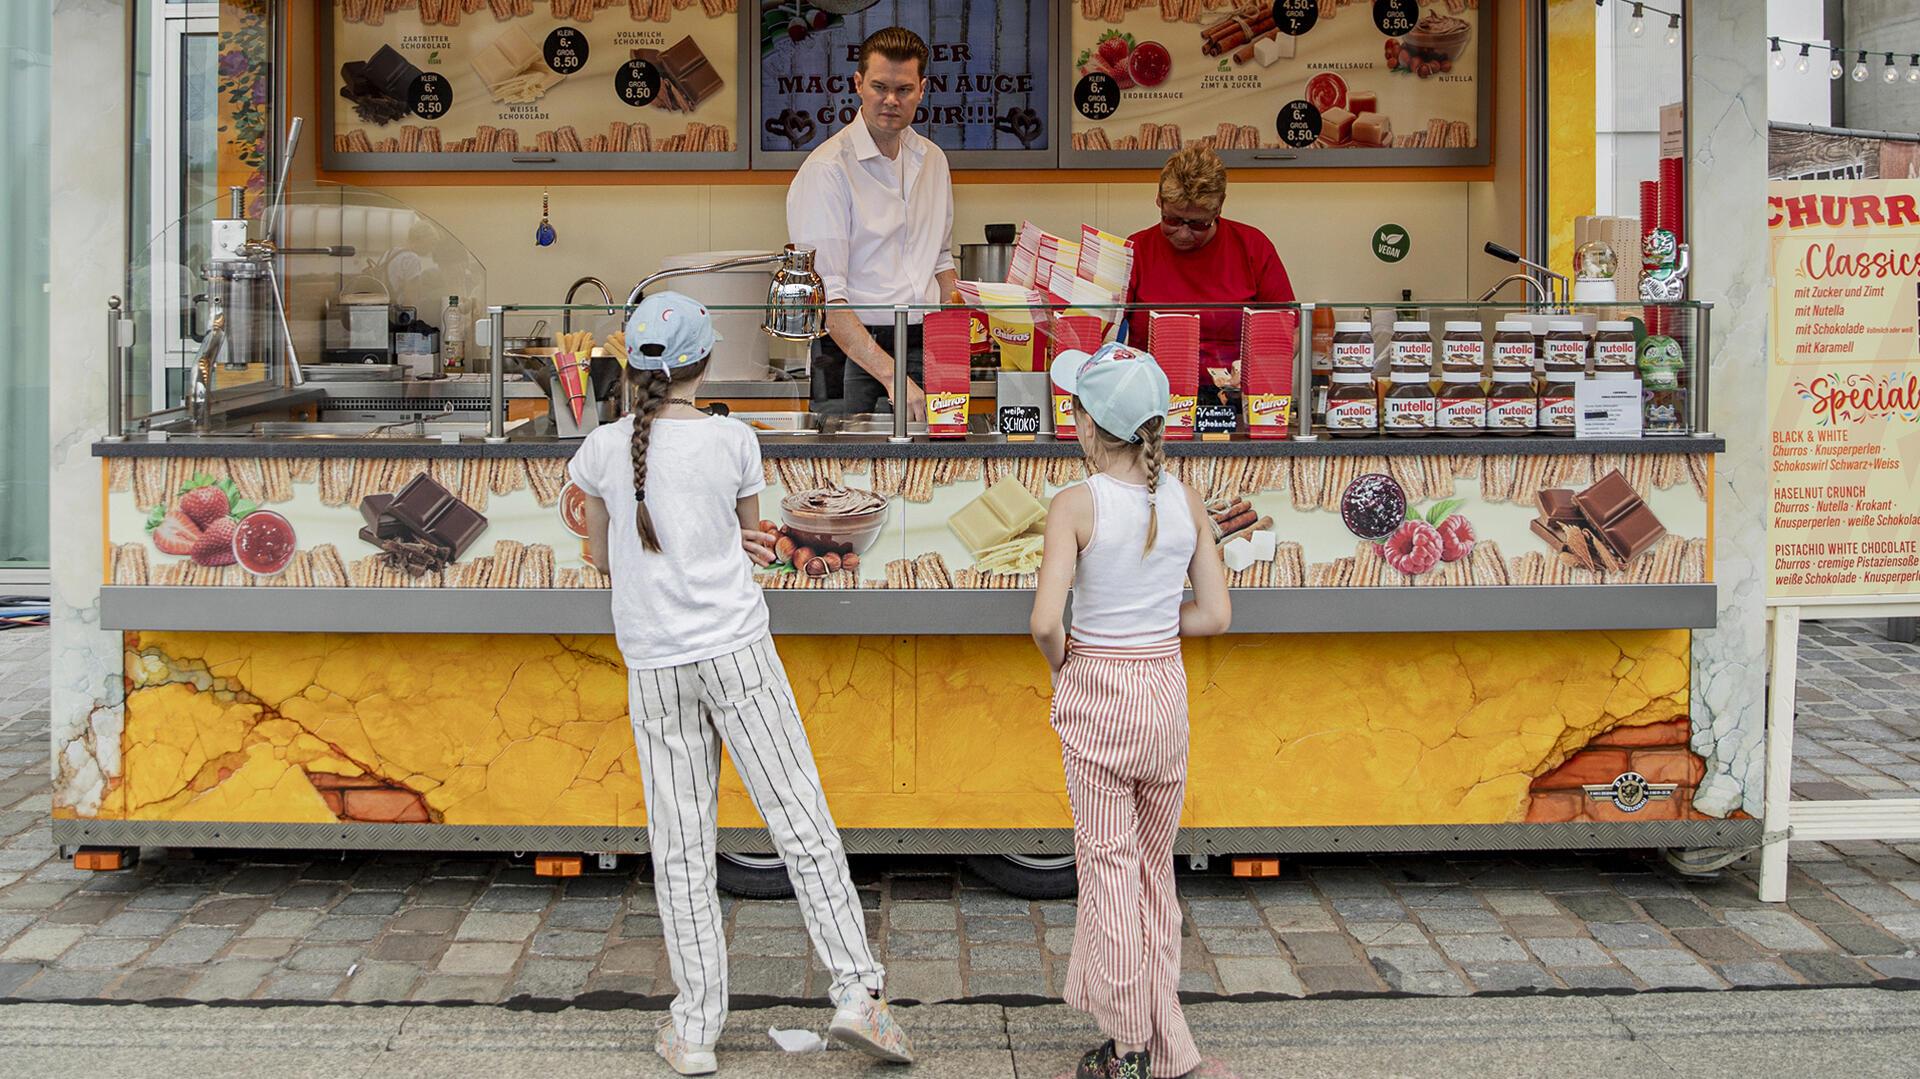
left=1885, top=53, right=1900, bottom=83
left=1831, top=49, right=1846, bottom=80
left=1628, top=3, right=1645, bottom=38
left=1771, top=38, right=1785, bottom=69
left=1852, top=50, right=1869, bottom=81
left=1797, top=44, right=1812, bottom=74
left=1664, top=13, right=1680, bottom=46
left=1907, top=54, right=1920, bottom=83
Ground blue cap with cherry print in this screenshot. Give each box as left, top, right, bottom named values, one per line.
left=1049, top=341, right=1170, bottom=442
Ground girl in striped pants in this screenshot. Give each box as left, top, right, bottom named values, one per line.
left=1030, top=343, right=1232, bottom=1079
left=572, top=293, right=913, bottom=1075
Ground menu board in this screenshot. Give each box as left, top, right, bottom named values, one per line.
left=1767, top=180, right=1920, bottom=601
left=326, top=0, right=744, bottom=169
left=755, top=0, right=1051, bottom=166
left=1064, top=0, right=1488, bottom=166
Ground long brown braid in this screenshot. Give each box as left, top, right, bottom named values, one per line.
left=1137, top=417, right=1167, bottom=556
left=629, top=358, right=710, bottom=553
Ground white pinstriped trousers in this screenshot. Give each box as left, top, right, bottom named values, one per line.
left=1051, top=639, right=1201, bottom=1078
left=627, top=634, right=882, bottom=1047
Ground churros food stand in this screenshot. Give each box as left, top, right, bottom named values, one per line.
left=77, top=290, right=1756, bottom=897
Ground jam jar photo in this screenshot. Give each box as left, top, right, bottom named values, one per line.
left=1487, top=371, right=1537, bottom=435
left=1436, top=358, right=1487, bottom=434
left=1491, top=320, right=1536, bottom=374
left=1331, top=321, right=1376, bottom=372
left=1326, top=371, right=1378, bottom=437
left=1593, top=320, right=1637, bottom=377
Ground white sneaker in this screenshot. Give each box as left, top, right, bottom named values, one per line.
left=655, top=1020, right=717, bottom=1075
left=827, top=984, right=914, bottom=1064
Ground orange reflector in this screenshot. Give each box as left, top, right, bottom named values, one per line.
left=1231, top=857, right=1280, bottom=879
left=74, top=848, right=126, bottom=872
left=534, top=855, right=583, bottom=878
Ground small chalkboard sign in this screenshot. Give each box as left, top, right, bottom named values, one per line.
left=999, top=404, right=1044, bottom=441
left=1195, top=404, right=1238, bottom=440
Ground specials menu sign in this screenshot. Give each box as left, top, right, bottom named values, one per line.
left=1064, top=0, right=1489, bottom=167
left=1767, top=180, right=1920, bottom=601
left=325, top=0, right=745, bottom=170
left=756, top=0, right=1051, bottom=166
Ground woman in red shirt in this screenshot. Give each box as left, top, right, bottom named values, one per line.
left=1125, top=145, right=1295, bottom=402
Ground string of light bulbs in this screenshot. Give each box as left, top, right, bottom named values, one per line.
left=1593, top=0, right=1686, bottom=48
left=1595, top=0, right=1919, bottom=85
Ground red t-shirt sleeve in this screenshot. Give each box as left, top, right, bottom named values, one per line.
left=1246, top=226, right=1296, bottom=303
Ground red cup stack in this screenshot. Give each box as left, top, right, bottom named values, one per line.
left=1149, top=312, right=1201, bottom=441
left=921, top=308, right=974, bottom=439
left=1241, top=307, right=1296, bottom=440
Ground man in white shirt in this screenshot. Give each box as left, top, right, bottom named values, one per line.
left=786, top=27, right=957, bottom=418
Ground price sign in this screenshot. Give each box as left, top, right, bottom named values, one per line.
left=1276, top=99, right=1321, bottom=148
left=1272, top=0, right=1320, bottom=36
left=1074, top=73, right=1120, bottom=122
left=544, top=27, right=589, bottom=75
left=407, top=73, right=452, bottom=120
left=1373, top=0, right=1419, bottom=36
left=616, top=60, right=660, bottom=108
left=1196, top=403, right=1238, bottom=439
left=998, top=404, right=1044, bottom=440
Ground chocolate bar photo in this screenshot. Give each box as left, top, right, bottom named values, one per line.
left=1574, top=470, right=1666, bottom=562
left=636, top=36, right=723, bottom=114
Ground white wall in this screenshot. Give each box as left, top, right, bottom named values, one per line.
left=1768, top=0, right=1832, bottom=127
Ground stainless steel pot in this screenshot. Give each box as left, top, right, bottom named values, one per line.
left=957, top=242, right=1013, bottom=284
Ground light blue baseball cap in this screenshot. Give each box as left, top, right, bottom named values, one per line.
left=1050, top=341, right=1169, bottom=442
left=625, top=290, right=722, bottom=372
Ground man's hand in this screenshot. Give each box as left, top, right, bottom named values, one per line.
left=904, top=381, right=927, bottom=423
left=741, top=526, right=779, bottom=567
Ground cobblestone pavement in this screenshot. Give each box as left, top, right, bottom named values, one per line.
left=1791, top=619, right=1920, bottom=800
left=1, top=624, right=1917, bottom=1005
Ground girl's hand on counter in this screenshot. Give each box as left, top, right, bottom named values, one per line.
left=741, top=526, right=779, bottom=567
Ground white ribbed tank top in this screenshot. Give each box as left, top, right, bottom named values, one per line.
left=1068, top=472, right=1197, bottom=648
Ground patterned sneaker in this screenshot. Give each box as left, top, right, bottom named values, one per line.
left=1075, top=1041, right=1151, bottom=1079
left=827, top=984, right=915, bottom=1063
left=654, top=1019, right=717, bottom=1076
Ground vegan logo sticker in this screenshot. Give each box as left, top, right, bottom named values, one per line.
left=1372, top=223, right=1410, bottom=263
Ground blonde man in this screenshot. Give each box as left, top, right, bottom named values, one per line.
left=1123, top=145, right=1295, bottom=401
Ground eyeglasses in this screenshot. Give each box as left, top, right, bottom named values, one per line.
left=1160, top=212, right=1218, bottom=233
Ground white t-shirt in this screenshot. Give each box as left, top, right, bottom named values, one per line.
left=568, top=414, right=768, bottom=670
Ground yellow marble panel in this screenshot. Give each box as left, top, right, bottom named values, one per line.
left=1547, top=0, right=1599, bottom=276
left=113, top=628, right=1690, bottom=832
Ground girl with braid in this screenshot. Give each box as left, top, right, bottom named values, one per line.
left=569, top=292, right=914, bottom=1075
left=1029, top=342, right=1231, bottom=1079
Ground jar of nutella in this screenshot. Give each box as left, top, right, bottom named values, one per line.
left=1383, top=366, right=1436, bottom=436
left=1436, top=357, right=1487, bottom=434
left=1487, top=371, right=1537, bottom=435
left=1330, top=321, right=1376, bottom=372
left=1543, top=320, right=1591, bottom=375
left=1389, top=320, right=1434, bottom=371
left=1491, top=320, right=1536, bottom=374
left=1539, top=355, right=1586, bottom=436
left=1441, top=320, right=1485, bottom=376
left=1593, top=320, right=1637, bottom=377
left=1326, top=370, right=1378, bottom=437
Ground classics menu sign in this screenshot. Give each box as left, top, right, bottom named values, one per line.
left=1065, top=0, right=1488, bottom=165
left=756, top=0, right=1051, bottom=163
left=1767, top=180, right=1920, bottom=601
left=326, top=0, right=743, bottom=168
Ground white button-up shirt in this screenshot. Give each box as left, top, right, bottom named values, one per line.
left=786, top=119, right=955, bottom=326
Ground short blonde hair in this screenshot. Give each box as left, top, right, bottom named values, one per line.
left=1158, top=145, right=1227, bottom=210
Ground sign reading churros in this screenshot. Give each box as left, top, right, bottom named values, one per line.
left=329, top=0, right=742, bottom=168
left=1065, top=0, right=1487, bottom=165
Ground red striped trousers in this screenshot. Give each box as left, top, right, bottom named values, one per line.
left=1050, top=639, right=1200, bottom=1078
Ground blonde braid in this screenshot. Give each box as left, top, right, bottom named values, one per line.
left=630, top=372, right=673, bottom=553
left=1138, top=418, right=1166, bottom=555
